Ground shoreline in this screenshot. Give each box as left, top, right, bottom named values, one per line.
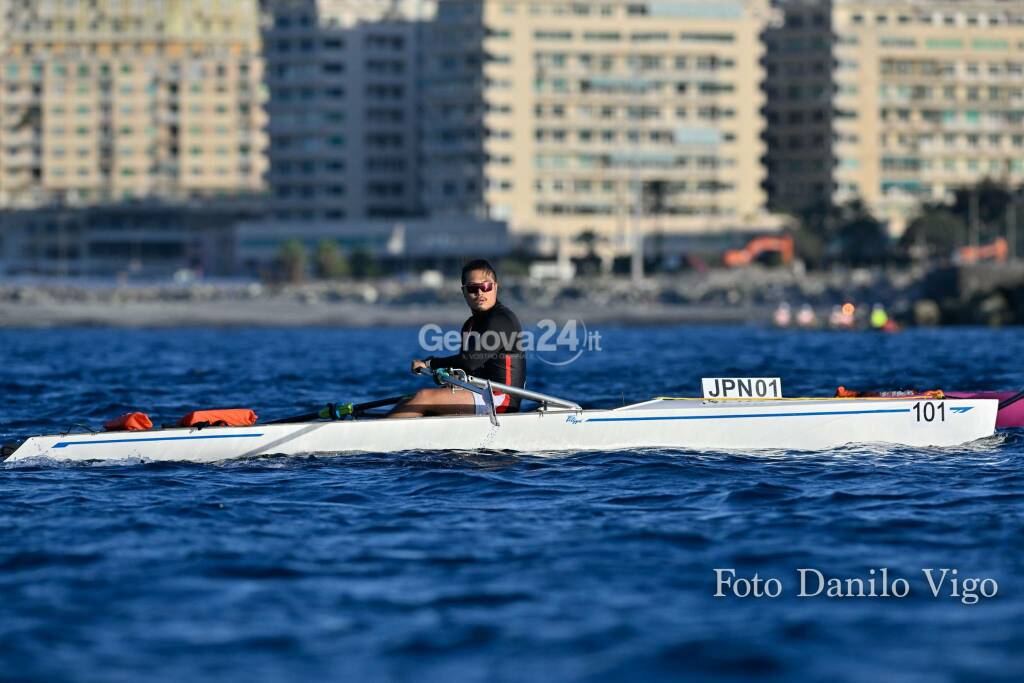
left=0, top=300, right=769, bottom=328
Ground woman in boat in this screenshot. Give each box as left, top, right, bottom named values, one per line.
left=388, top=259, right=526, bottom=418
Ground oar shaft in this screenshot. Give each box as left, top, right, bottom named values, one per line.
left=268, top=395, right=408, bottom=424
left=355, top=395, right=408, bottom=412
left=999, top=389, right=1024, bottom=409
left=266, top=410, right=320, bottom=424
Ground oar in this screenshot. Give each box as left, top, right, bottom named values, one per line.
left=267, top=395, right=408, bottom=424
left=999, top=389, right=1024, bottom=410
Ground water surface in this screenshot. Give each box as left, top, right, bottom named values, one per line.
left=2, top=326, right=1023, bottom=682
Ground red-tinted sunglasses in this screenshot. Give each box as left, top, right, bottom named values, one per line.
left=462, top=281, right=495, bottom=294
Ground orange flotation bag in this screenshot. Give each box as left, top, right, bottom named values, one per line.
left=179, top=408, right=258, bottom=428
left=104, top=412, right=154, bottom=431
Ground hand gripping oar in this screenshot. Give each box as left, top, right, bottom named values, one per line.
left=268, top=395, right=408, bottom=424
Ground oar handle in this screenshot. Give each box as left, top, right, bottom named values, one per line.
left=417, top=365, right=450, bottom=386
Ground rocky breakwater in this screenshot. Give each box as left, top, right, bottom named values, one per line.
left=916, top=263, right=1024, bottom=326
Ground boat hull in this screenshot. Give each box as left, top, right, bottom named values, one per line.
left=4, top=398, right=998, bottom=464
left=945, top=391, right=1024, bottom=429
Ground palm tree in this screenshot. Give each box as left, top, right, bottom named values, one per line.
left=277, top=239, right=308, bottom=283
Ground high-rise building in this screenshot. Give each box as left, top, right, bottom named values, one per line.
left=261, top=0, right=435, bottom=222
left=0, top=0, right=267, bottom=209
left=765, top=0, right=1024, bottom=232
left=422, top=0, right=780, bottom=244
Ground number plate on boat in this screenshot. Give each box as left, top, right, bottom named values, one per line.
left=702, top=377, right=782, bottom=399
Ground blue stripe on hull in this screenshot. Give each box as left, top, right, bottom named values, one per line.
left=53, top=433, right=266, bottom=448
left=587, top=408, right=911, bottom=423
left=48, top=407, right=926, bottom=448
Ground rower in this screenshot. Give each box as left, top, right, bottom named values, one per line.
left=388, top=259, right=526, bottom=418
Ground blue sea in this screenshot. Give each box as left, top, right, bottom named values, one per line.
left=2, top=325, right=1024, bottom=682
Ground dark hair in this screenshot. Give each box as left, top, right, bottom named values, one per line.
left=461, top=259, right=498, bottom=284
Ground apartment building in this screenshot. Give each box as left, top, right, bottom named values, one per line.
left=765, top=0, right=1024, bottom=232
left=261, top=0, right=436, bottom=222
left=0, top=0, right=267, bottom=209
left=422, top=0, right=780, bottom=244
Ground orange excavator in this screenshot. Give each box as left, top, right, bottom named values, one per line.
left=956, top=237, right=1008, bottom=264
left=723, top=235, right=795, bottom=268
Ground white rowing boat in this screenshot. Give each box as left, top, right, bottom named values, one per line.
left=2, top=370, right=998, bottom=464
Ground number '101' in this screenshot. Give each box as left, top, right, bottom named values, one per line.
left=913, top=402, right=945, bottom=422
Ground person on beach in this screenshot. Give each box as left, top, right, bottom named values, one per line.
left=388, top=259, right=526, bottom=418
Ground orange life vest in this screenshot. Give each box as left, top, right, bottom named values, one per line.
left=179, top=408, right=258, bottom=428
left=104, top=412, right=153, bottom=431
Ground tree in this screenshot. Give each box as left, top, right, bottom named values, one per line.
left=826, top=200, right=887, bottom=266
left=350, top=246, right=380, bottom=279
left=794, top=199, right=842, bottom=238
left=791, top=199, right=842, bottom=269
left=573, top=229, right=603, bottom=275
left=951, top=178, right=1010, bottom=236
left=276, top=239, right=308, bottom=283
left=837, top=212, right=888, bottom=266
left=792, top=198, right=889, bottom=267
left=791, top=226, right=826, bottom=269
left=901, top=207, right=967, bottom=261
left=314, top=240, right=351, bottom=279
